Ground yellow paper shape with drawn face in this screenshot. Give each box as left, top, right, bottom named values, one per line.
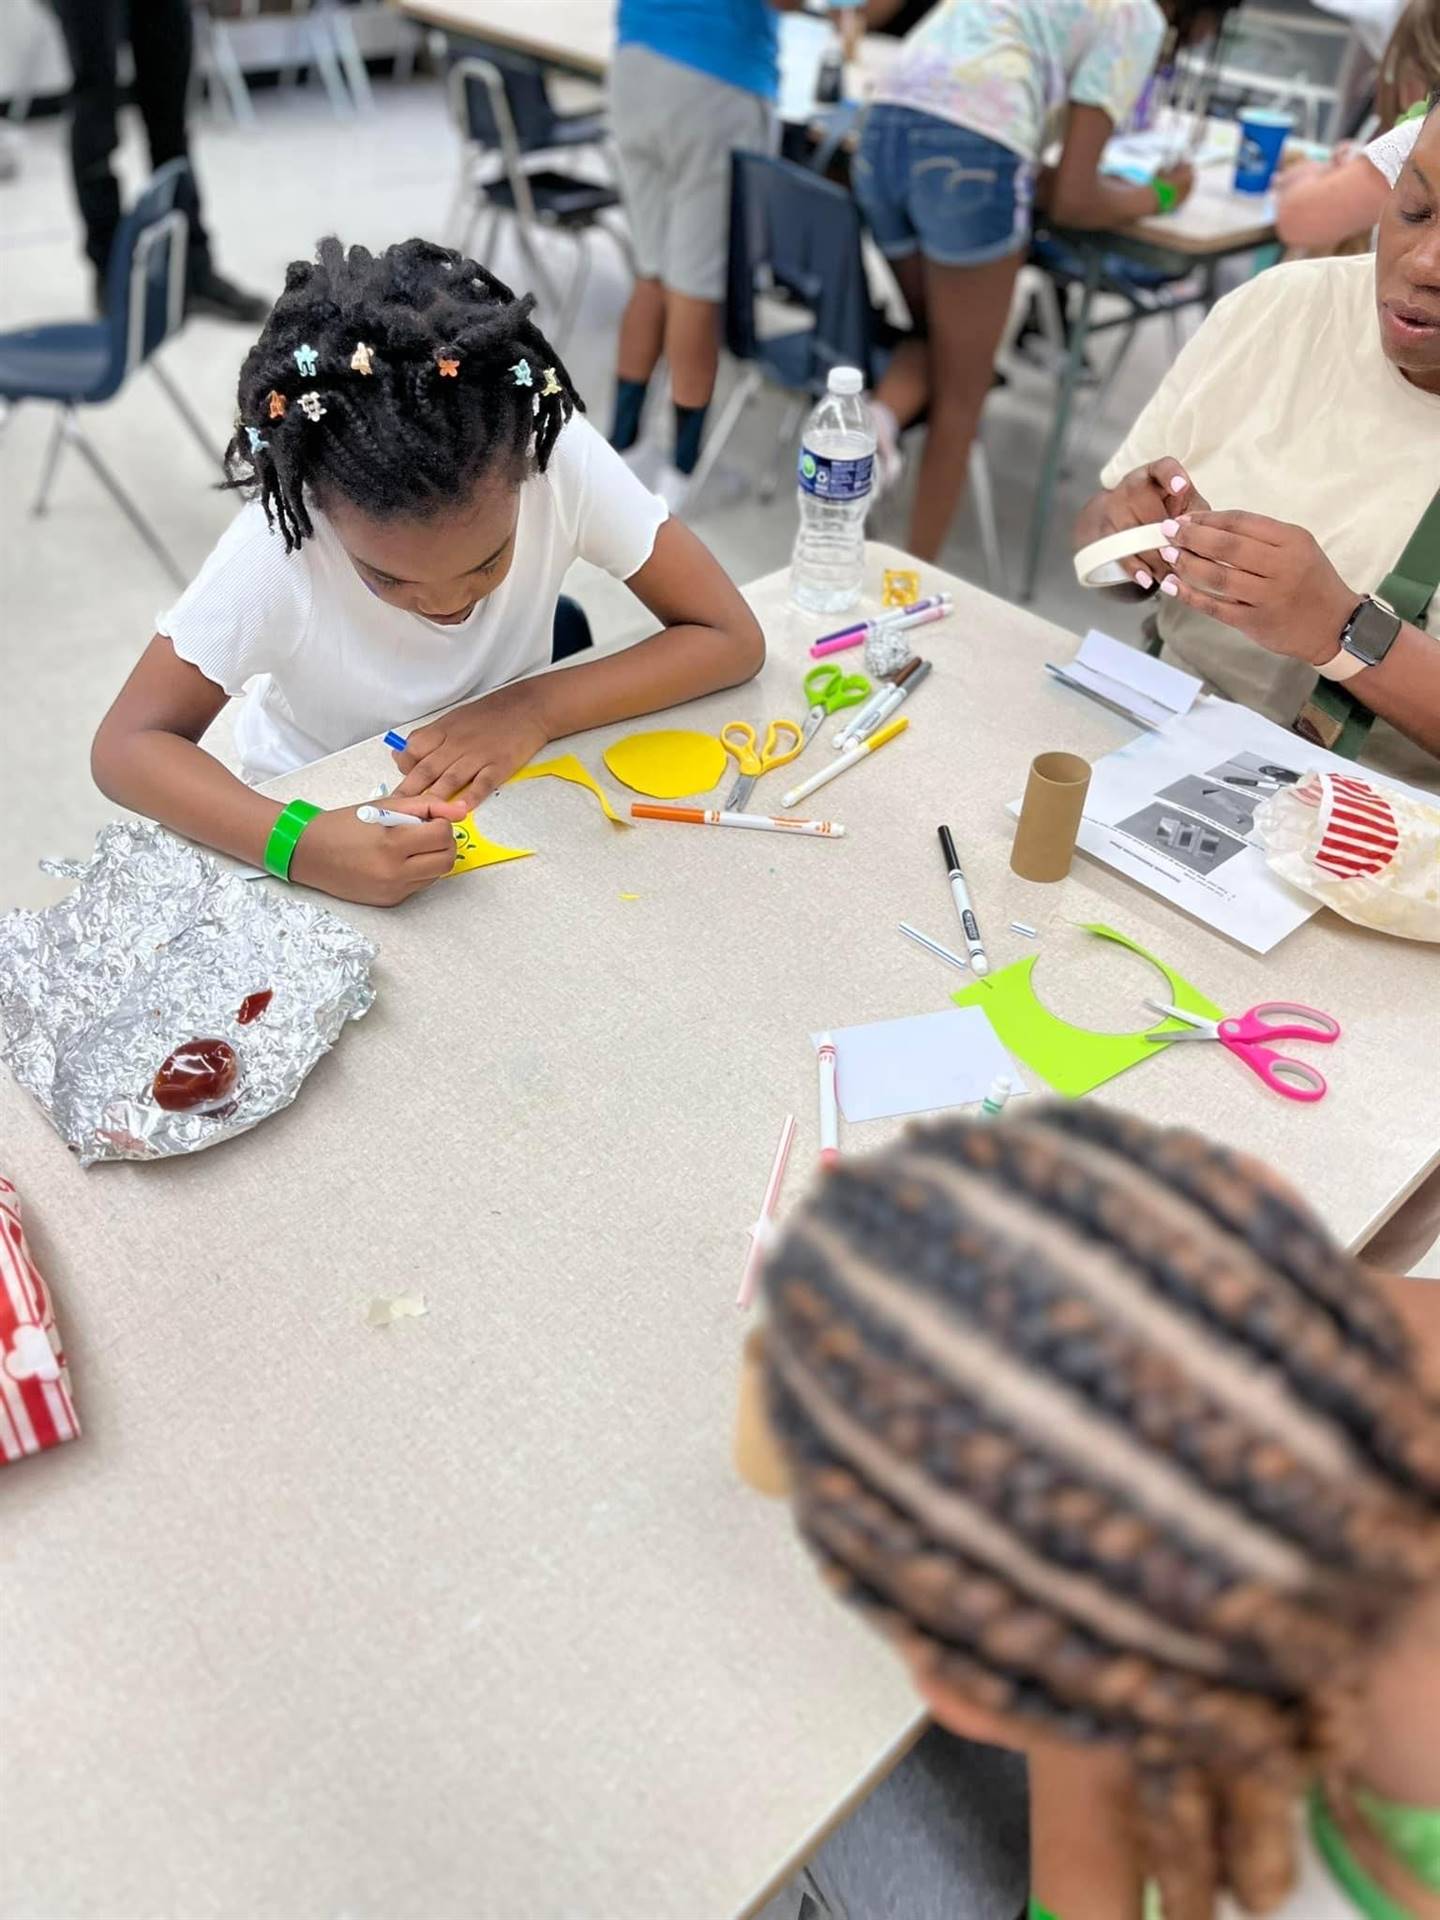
left=506, top=753, right=626, bottom=823
left=450, top=813, right=534, bottom=874
left=604, top=729, right=729, bottom=800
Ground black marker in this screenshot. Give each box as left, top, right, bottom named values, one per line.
left=937, top=825, right=989, bottom=976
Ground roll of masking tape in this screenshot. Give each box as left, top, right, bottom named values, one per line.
left=1073, top=522, right=1171, bottom=588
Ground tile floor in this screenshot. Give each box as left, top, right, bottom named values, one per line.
left=0, top=71, right=1182, bottom=913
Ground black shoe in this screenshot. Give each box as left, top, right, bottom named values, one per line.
left=186, top=269, right=271, bottom=325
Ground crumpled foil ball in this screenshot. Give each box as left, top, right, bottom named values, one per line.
left=0, top=822, right=377, bottom=1166
left=863, top=628, right=915, bottom=677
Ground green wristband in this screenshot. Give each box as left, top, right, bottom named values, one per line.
left=263, top=799, right=322, bottom=880
left=1152, top=176, right=1179, bottom=215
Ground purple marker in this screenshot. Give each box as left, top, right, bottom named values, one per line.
left=809, top=595, right=953, bottom=659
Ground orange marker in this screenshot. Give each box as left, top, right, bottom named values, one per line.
left=630, top=805, right=844, bottom=837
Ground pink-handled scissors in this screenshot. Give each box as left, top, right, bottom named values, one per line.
left=1145, top=999, right=1342, bottom=1103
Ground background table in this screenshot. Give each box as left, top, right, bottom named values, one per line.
left=3, top=544, right=1437, bottom=1919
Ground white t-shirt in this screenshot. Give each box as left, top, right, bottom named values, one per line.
left=1101, top=252, right=1440, bottom=789
left=1365, top=114, right=1421, bottom=188
left=158, top=416, right=668, bottom=783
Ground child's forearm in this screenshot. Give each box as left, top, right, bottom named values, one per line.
left=530, top=615, right=764, bottom=743
left=92, top=728, right=284, bottom=866
left=1029, top=1745, right=1146, bottom=1920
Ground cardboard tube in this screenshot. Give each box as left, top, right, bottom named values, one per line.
left=1011, top=751, right=1091, bottom=882
left=734, top=1328, right=790, bottom=1498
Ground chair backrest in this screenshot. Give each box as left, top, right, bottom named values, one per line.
left=448, top=42, right=562, bottom=154
left=723, top=151, right=875, bottom=392
left=99, top=156, right=192, bottom=392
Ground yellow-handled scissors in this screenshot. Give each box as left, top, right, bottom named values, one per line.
left=720, top=717, right=804, bottom=810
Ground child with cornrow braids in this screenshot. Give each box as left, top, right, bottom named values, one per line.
left=759, top=1103, right=1440, bottom=1920
left=92, top=237, right=764, bottom=907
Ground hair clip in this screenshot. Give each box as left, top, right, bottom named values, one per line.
left=350, top=342, right=374, bottom=376
left=540, top=367, right=562, bottom=398
left=299, top=391, right=327, bottom=422
left=294, top=344, right=319, bottom=377
left=267, top=390, right=287, bottom=420
left=246, top=425, right=268, bottom=454
left=510, top=360, right=533, bottom=388
left=437, top=355, right=460, bottom=378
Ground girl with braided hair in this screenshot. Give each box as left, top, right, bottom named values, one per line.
left=759, top=1104, right=1440, bottom=1920
left=92, top=237, right=763, bottom=907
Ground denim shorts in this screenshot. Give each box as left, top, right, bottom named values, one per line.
left=853, top=106, right=1033, bottom=268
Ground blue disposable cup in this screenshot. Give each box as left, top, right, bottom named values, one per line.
left=1234, top=109, right=1292, bottom=193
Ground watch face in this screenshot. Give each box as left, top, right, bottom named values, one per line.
left=1347, top=597, right=1403, bottom=665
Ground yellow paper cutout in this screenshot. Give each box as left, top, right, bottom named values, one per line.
left=507, top=753, right=626, bottom=824
left=450, top=813, right=534, bottom=874
left=604, top=729, right=728, bottom=800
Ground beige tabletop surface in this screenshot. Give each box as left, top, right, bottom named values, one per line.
left=2, top=543, right=1436, bottom=1920
left=1122, top=159, right=1278, bottom=254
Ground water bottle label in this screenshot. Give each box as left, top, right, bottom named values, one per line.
left=798, top=446, right=874, bottom=502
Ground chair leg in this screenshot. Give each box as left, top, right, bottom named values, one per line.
left=684, top=365, right=763, bottom=509
left=306, top=17, right=353, bottom=116
left=150, top=358, right=226, bottom=474
left=63, top=412, right=188, bottom=588
left=328, top=5, right=375, bottom=112
left=758, top=396, right=803, bottom=504
left=32, top=408, right=68, bottom=517
left=968, top=439, right=1004, bottom=596
left=554, top=237, right=593, bottom=348
left=0, top=397, right=14, bottom=455
left=203, top=13, right=257, bottom=127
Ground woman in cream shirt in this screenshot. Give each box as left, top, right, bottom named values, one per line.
left=1075, top=100, right=1440, bottom=789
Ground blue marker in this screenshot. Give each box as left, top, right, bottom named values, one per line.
left=384, top=730, right=408, bottom=753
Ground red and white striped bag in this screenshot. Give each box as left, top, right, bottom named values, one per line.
left=0, top=1176, right=79, bottom=1465
left=1257, top=772, right=1440, bottom=941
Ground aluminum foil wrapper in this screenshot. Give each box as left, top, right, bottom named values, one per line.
left=0, top=822, right=377, bottom=1167
left=864, top=628, right=914, bottom=677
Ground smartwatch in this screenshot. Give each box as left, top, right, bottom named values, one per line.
left=1316, top=594, right=1403, bottom=681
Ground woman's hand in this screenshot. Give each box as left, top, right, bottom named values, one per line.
left=391, top=682, right=552, bottom=814
left=289, top=804, right=457, bottom=907
left=1157, top=510, right=1357, bottom=664
left=1074, top=457, right=1211, bottom=590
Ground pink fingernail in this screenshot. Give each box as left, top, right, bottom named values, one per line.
left=1168, top=475, right=1188, bottom=493
left=1160, top=574, right=1180, bottom=597
left=1135, top=568, right=1154, bottom=589
left=1161, top=545, right=1179, bottom=564
left=1161, top=518, right=1180, bottom=538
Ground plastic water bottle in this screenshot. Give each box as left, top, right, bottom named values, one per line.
left=790, top=366, right=875, bottom=614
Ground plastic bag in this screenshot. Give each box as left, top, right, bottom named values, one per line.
left=1255, top=771, right=1440, bottom=940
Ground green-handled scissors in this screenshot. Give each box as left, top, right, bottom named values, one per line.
left=799, top=664, right=872, bottom=750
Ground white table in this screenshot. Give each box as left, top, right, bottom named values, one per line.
left=3, top=545, right=1437, bottom=1919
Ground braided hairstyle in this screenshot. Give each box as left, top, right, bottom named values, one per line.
left=223, top=237, right=581, bottom=552
left=760, top=1104, right=1440, bottom=1920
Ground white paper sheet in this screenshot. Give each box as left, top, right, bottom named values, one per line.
left=1048, top=697, right=1438, bottom=953
left=1047, top=629, right=1201, bottom=731
left=811, top=1009, right=1027, bottom=1124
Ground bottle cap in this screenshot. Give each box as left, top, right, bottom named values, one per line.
left=827, top=367, right=863, bottom=396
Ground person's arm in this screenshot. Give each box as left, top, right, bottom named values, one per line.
left=1159, top=509, right=1440, bottom=759
left=1274, top=153, right=1390, bottom=250
left=1030, top=1745, right=1147, bottom=1920
left=1042, top=102, right=1192, bottom=232
left=91, top=636, right=458, bottom=905
left=391, top=516, right=765, bottom=809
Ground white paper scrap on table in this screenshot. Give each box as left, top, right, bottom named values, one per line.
left=811, top=1009, right=1028, bottom=1124
left=1048, top=629, right=1201, bottom=730
left=1025, top=696, right=1440, bottom=954
left=365, top=1293, right=428, bottom=1328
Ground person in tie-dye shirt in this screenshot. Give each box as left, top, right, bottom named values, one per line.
left=855, top=0, right=1235, bottom=561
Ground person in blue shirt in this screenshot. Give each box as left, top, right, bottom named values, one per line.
left=608, top=0, right=808, bottom=505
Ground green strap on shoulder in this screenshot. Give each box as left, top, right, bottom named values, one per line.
left=1028, top=1902, right=1061, bottom=1920
left=1296, top=486, right=1440, bottom=756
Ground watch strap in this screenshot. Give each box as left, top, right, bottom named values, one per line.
left=1316, top=634, right=1371, bottom=682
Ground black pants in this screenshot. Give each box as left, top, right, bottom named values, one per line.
left=51, top=0, right=212, bottom=287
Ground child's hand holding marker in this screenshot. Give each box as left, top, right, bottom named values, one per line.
left=387, top=685, right=551, bottom=815
left=289, top=801, right=456, bottom=907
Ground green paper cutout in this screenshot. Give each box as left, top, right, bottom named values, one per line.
left=951, top=923, right=1222, bottom=1098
